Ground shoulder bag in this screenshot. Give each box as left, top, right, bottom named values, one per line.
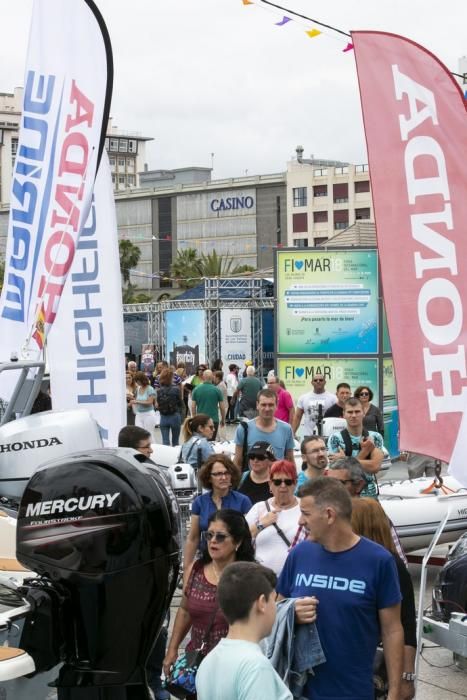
left=164, top=602, right=219, bottom=699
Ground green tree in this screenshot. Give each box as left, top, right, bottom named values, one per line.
left=170, top=248, right=201, bottom=289
left=119, top=239, right=141, bottom=285
left=122, top=282, right=152, bottom=304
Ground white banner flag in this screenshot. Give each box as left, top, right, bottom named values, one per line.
left=220, top=309, right=252, bottom=366
left=0, top=0, right=112, bottom=399
left=48, top=152, right=125, bottom=445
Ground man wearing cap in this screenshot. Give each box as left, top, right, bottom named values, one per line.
left=238, top=441, right=276, bottom=504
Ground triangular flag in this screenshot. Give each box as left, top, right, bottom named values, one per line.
left=275, top=16, right=292, bottom=26
left=242, top=0, right=254, bottom=4
left=343, top=42, right=354, bottom=52
left=305, top=29, right=322, bottom=39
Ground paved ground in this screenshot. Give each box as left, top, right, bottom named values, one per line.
left=160, top=425, right=467, bottom=699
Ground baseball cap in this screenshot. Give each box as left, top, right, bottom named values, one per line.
left=248, top=441, right=275, bottom=460
left=244, top=360, right=253, bottom=366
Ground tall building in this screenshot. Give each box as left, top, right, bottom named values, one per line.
left=105, top=119, right=153, bottom=191
left=286, top=146, right=373, bottom=247
left=0, top=87, right=22, bottom=209
left=114, top=169, right=287, bottom=292
left=0, top=90, right=152, bottom=202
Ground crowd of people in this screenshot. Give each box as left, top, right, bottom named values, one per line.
left=120, top=357, right=424, bottom=700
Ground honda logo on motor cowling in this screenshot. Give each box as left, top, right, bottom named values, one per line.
left=25, top=492, right=120, bottom=518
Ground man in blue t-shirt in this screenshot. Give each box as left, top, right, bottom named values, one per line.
left=233, top=389, right=295, bottom=470
left=277, top=477, right=403, bottom=700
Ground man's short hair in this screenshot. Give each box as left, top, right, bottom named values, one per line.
left=118, top=425, right=151, bottom=449
left=327, top=456, right=365, bottom=484
left=217, top=562, right=277, bottom=625
left=344, top=397, right=362, bottom=410
left=246, top=365, right=256, bottom=376
left=257, top=388, right=277, bottom=403
left=298, top=476, right=352, bottom=520
left=300, top=435, right=324, bottom=453
left=336, top=382, right=351, bottom=392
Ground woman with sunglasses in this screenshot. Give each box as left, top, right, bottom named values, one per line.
left=180, top=414, right=216, bottom=470
left=354, top=386, right=384, bottom=436
left=163, top=509, right=255, bottom=693
left=183, top=454, right=252, bottom=584
left=246, top=460, right=301, bottom=575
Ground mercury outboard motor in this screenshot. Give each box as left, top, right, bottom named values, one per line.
left=15, top=448, right=181, bottom=700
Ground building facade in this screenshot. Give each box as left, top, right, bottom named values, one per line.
left=286, top=147, right=373, bottom=248
left=115, top=171, right=287, bottom=292
left=0, top=87, right=22, bottom=210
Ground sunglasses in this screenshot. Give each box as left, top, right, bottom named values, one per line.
left=206, top=531, right=231, bottom=542
left=248, top=454, right=267, bottom=461
left=358, top=391, right=370, bottom=396
left=313, top=378, right=325, bottom=382
left=271, top=478, right=295, bottom=487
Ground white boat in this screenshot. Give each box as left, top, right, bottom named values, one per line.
left=379, top=476, right=467, bottom=552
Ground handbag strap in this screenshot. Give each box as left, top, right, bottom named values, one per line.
left=264, top=499, right=291, bottom=548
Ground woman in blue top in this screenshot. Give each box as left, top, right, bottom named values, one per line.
left=183, top=453, right=252, bottom=585
left=180, top=414, right=216, bottom=469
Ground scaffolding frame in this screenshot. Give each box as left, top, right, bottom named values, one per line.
left=123, top=278, right=273, bottom=375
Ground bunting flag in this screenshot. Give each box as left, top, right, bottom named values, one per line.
left=305, top=29, right=322, bottom=39
left=242, top=0, right=254, bottom=4
left=0, top=0, right=112, bottom=402
left=353, top=31, right=467, bottom=484
left=343, top=42, right=354, bottom=52
left=48, top=152, right=125, bottom=444
left=275, top=16, right=291, bottom=26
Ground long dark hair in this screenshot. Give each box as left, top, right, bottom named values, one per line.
left=200, top=509, right=255, bottom=565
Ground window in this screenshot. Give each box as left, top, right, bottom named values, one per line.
left=334, top=210, right=348, bottom=230
left=11, top=137, right=19, bottom=167
left=333, top=183, right=348, bottom=203
left=293, top=238, right=308, bottom=248
left=314, top=237, right=328, bottom=246
left=109, top=157, right=115, bottom=166
left=313, top=185, right=327, bottom=197
left=292, top=187, right=307, bottom=207
left=335, top=166, right=349, bottom=175
left=128, top=139, right=138, bottom=153
left=105, top=137, right=110, bottom=150
left=313, top=211, right=328, bottom=223
left=313, top=168, right=328, bottom=176
left=127, top=158, right=135, bottom=170
left=119, top=139, right=128, bottom=153
left=292, top=213, right=308, bottom=233
left=355, top=164, right=369, bottom=173
left=109, top=138, right=118, bottom=152
left=127, top=174, right=136, bottom=186
left=111, top=174, right=116, bottom=184
left=355, top=180, right=370, bottom=193
left=355, top=207, right=371, bottom=220
left=118, top=158, right=125, bottom=167
left=118, top=175, right=125, bottom=184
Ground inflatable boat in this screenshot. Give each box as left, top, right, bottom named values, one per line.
left=379, top=476, right=467, bottom=552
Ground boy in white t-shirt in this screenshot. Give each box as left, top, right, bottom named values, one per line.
left=196, top=562, right=291, bottom=700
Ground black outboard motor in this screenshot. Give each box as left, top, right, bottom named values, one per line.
left=15, top=448, right=181, bottom=700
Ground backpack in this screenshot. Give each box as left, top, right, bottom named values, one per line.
left=340, top=428, right=370, bottom=458
left=157, top=387, right=179, bottom=415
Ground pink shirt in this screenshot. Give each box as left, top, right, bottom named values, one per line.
left=274, top=388, right=294, bottom=423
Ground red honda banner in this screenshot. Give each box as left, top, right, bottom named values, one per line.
left=353, top=31, right=467, bottom=469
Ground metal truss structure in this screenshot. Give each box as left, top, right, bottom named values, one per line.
left=123, top=278, right=274, bottom=375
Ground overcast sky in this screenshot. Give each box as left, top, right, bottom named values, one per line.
left=2, top=0, right=467, bottom=178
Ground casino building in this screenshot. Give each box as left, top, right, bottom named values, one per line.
left=114, top=167, right=287, bottom=292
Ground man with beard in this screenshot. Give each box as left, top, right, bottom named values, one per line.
left=297, top=436, right=328, bottom=490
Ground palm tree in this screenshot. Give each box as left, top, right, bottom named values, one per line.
left=119, top=240, right=141, bottom=285
left=196, top=251, right=255, bottom=278
left=170, top=248, right=201, bottom=289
